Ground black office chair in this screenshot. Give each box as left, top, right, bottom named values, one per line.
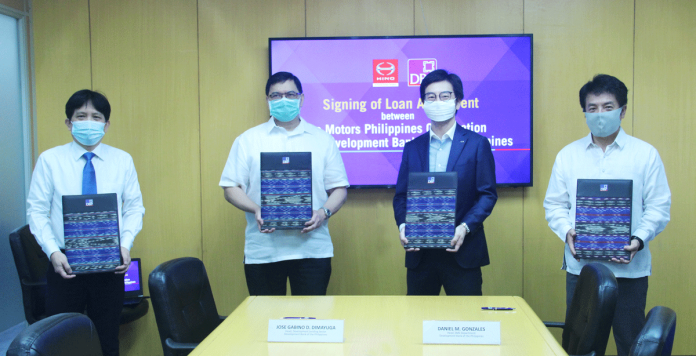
left=9, top=225, right=49, bottom=324
left=9, top=224, right=149, bottom=325
left=149, top=257, right=225, bottom=356
left=629, top=306, right=677, bottom=356
left=6, top=313, right=103, bottom=356
left=544, top=263, right=618, bottom=356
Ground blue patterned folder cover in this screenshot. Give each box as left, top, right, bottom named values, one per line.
left=261, top=152, right=312, bottom=230
left=575, top=179, right=633, bottom=260
left=62, top=193, right=122, bottom=274
left=405, top=172, right=457, bottom=249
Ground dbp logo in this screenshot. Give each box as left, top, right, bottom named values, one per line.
left=408, top=58, right=437, bottom=87
left=373, top=59, right=399, bottom=87
left=282, top=157, right=290, bottom=164
left=85, top=199, right=94, bottom=207
left=427, top=176, right=435, bottom=184
left=600, top=184, right=608, bottom=192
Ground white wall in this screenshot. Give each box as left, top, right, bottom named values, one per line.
left=0, top=11, right=28, bottom=331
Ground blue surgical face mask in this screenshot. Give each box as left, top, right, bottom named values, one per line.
left=585, top=107, right=623, bottom=138
left=71, top=120, right=106, bottom=146
left=268, top=98, right=301, bottom=122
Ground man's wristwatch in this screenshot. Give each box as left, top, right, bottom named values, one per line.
left=321, top=207, right=332, bottom=219
left=460, top=222, right=470, bottom=234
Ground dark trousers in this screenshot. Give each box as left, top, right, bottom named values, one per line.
left=244, top=258, right=332, bottom=296
left=46, top=267, right=125, bottom=356
left=407, top=249, right=483, bottom=296
left=566, top=272, right=648, bottom=356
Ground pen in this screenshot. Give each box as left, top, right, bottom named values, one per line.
left=481, top=307, right=515, bottom=310
left=283, top=317, right=316, bottom=319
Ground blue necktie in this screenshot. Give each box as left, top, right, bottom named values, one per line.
left=82, top=152, right=97, bottom=194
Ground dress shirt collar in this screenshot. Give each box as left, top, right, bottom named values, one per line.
left=583, top=127, right=627, bottom=151
left=264, top=116, right=311, bottom=136
left=69, top=140, right=105, bottom=162
left=429, top=121, right=457, bottom=142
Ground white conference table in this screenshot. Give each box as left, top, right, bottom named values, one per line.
left=189, top=295, right=567, bottom=356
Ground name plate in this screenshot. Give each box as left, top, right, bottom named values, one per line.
left=423, top=321, right=500, bottom=345
left=268, top=319, right=344, bottom=343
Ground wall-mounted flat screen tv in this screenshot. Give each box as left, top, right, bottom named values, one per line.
left=269, top=34, right=532, bottom=188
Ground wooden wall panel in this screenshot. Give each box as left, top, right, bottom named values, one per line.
left=32, top=0, right=91, bottom=153
left=524, top=0, right=635, bottom=351
left=329, top=189, right=407, bottom=295
left=634, top=1, right=696, bottom=354
left=306, top=0, right=413, bottom=37
left=198, top=0, right=306, bottom=314
left=414, top=0, right=523, bottom=35
left=88, top=1, right=201, bottom=355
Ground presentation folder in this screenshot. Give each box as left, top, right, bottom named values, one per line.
left=62, top=193, right=122, bottom=274
left=404, top=172, right=457, bottom=249
left=575, top=179, right=633, bottom=260
left=260, top=152, right=313, bottom=230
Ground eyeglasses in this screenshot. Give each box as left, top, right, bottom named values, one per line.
left=424, top=91, right=454, bottom=102
left=268, top=91, right=301, bottom=101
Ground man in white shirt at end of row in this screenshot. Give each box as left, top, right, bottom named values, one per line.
left=544, top=74, right=671, bottom=356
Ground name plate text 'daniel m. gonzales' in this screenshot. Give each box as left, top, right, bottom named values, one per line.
left=423, top=321, right=501, bottom=345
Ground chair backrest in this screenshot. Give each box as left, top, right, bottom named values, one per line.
left=562, top=263, right=619, bottom=356
left=629, top=306, right=677, bottom=356
left=8, top=224, right=49, bottom=324
left=149, top=257, right=222, bottom=356
left=6, top=313, right=102, bottom=356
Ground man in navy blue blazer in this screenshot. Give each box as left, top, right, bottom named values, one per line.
left=393, top=69, right=498, bottom=295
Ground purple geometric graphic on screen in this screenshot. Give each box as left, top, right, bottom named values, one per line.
left=508, top=37, right=532, bottom=72
left=271, top=36, right=532, bottom=186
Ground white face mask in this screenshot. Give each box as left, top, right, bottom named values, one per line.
left=585, top=107, right=623, bottom=138
left=423, top=99, right=456, bottom=122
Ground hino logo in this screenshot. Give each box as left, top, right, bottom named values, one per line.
left=375, top=62, right=396, bottom=76
left=373, top=59, right=399, bottom=87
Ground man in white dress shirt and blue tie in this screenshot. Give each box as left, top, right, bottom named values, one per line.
left=26, top=90, right=145, bottom=356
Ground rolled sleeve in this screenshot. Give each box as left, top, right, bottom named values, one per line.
left=120, top=157, right=145, bottom=250
left=323, top=139, right=349, bottom=190
left=220, top=137, right=249, bottom=190
left=544, top=154, right=574, bottom=242
left=633, top=149, right=671, bottom=243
